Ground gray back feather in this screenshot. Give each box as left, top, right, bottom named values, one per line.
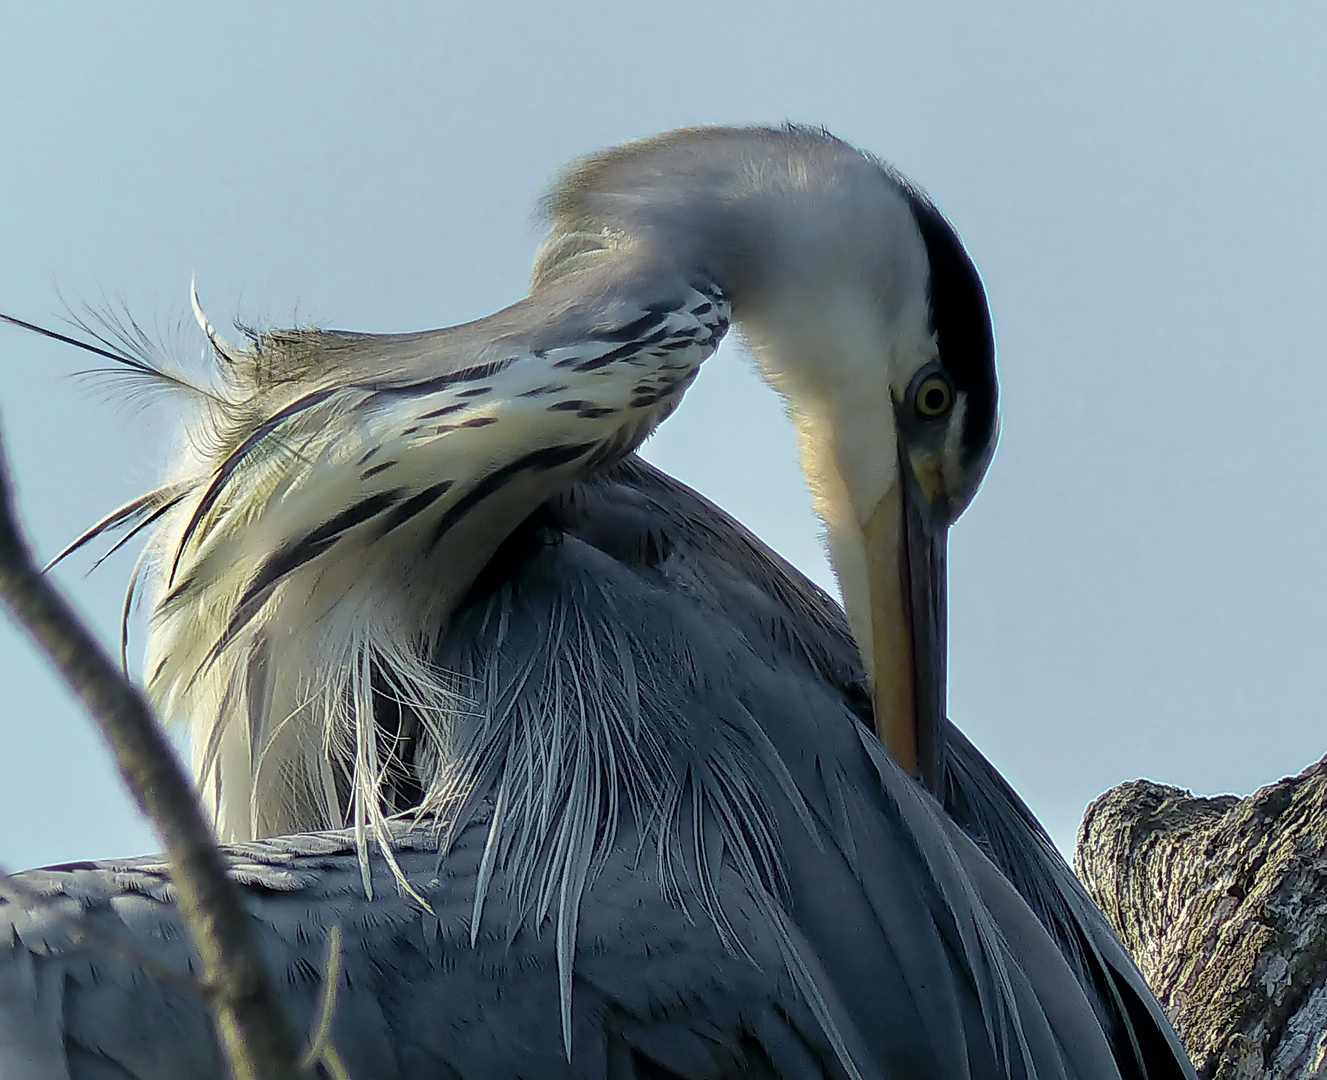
left=0, top=456, right=1193, bottom=1079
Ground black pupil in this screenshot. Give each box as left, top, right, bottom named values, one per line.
left=923, top=385, right=947, bottom=413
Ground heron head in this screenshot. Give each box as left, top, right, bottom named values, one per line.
left=731, top=151, right=1000, bottom=792
left=847, top=186, right=998, bottom=792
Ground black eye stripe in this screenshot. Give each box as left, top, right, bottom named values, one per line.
left=898, top=186, right=997, bottom=464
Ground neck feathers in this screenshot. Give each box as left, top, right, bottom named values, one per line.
left=534, top=125, right=939, bottom=679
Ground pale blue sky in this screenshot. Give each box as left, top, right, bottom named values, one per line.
left=1, top=2, right=1324, bottom=867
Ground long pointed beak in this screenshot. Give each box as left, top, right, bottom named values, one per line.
left=862, top=448, right=948, bottom=793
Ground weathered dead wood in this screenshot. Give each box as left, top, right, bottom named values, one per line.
left=1075, top=756, right=1327, bottom=1080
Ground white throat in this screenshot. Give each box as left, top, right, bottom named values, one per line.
left=739, top=282, right=935, bottom=680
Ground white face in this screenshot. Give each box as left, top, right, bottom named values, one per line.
left=894, top=358, right=993, bottom=530
left=745, top=310, right=993, bottom=547
left=736, top=185, right=938, bottom=518
left=733, top=186, right=998, bottom=786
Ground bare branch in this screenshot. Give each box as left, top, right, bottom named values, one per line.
left=0, top=434, right=303, bottom=1080
left=1076, top=759, right=1327, bottom=1079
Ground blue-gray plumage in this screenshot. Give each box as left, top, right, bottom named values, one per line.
left=0, top=126, right=1195, bottom=1079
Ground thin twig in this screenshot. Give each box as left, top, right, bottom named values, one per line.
left=0, top=434, right=303, bottom=1080
left=300, top=924, right=350, bottom=1080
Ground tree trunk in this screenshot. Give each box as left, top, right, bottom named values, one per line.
left=1074, top=756, right=1327, bottom=1080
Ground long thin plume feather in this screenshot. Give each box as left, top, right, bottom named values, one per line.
left=45, top=483, right=191, bottom=572
left=1, top=306, right=222, bottom=405
left=190, top=279, right=241, bottom=364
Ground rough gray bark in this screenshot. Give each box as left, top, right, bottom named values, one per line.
left=1075, top=756, right=1327, bottom=1080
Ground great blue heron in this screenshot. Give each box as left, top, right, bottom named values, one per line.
left=0, top=126, right=1194, bottom=1079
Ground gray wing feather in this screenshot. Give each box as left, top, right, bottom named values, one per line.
left=0, top=944, right=70, bottom=1080
left=0, top=456, right=1187, bottom=1079
left=1, top=825, right=834, bottom=1079
left=942, top=730, right=1195, bottom=1080
left=589, top=459, right=1190, bottom=1080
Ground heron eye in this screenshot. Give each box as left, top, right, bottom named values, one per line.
left=914, top=373, right=953, bottom=418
